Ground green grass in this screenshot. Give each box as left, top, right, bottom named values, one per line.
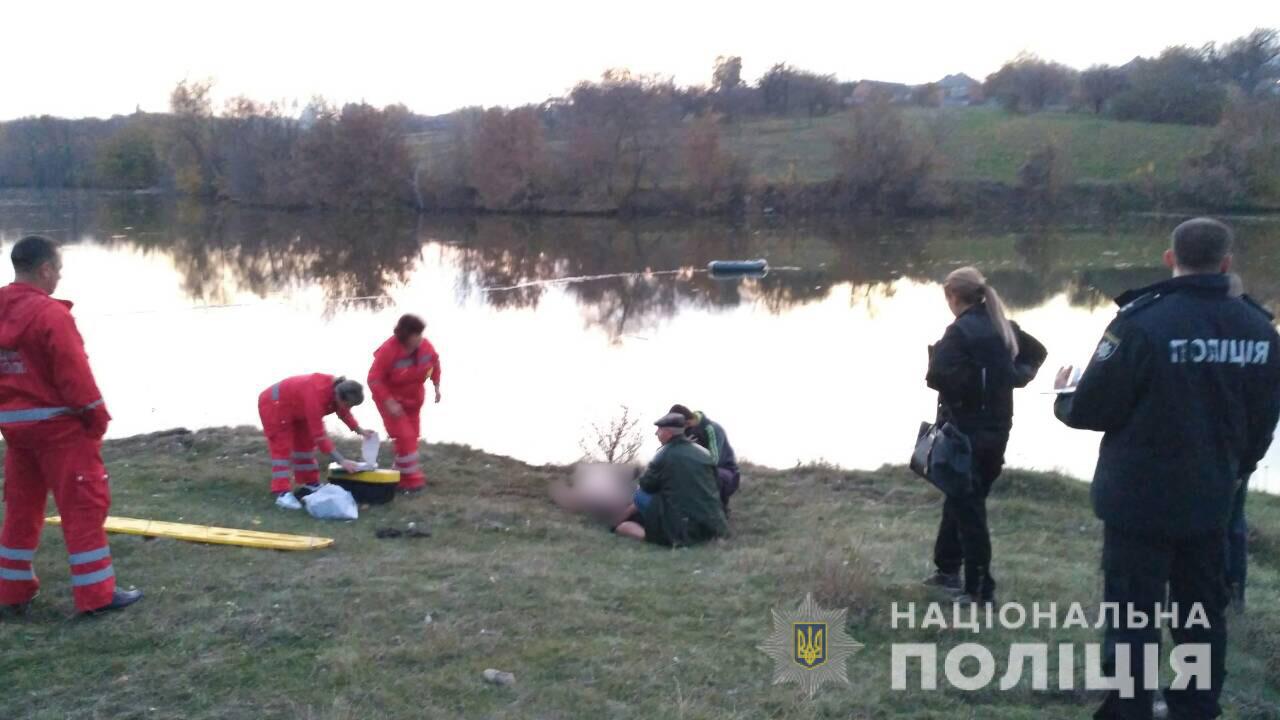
left=721, top=107, right=1211, bottom=186
left=2, top=427, right=1278, bottom=719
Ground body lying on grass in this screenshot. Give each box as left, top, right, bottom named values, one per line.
left=552, top=413, right=729, bottom=547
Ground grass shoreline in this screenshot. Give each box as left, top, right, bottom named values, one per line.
left=2, top=426, right=1278, bottom=719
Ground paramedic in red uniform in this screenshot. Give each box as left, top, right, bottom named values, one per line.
left=257, top=374, right=373, bottom=496
left=367, top=314, right=441, bottom=493
left=0, top=236, right=142, bottom=616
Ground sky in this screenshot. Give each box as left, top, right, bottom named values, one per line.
left=2, top=0, right=1277, bottom=121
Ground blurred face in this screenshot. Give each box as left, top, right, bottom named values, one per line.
left=400, top=332, right=423, bottom=351
left=656, top=426, right=679, bottom=444
left=944, top=289, right=966, bottom=317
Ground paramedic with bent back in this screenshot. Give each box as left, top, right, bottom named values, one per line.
left=258, top=374, right=374, bottom=496
left=0, top=235, right=142, bottom=616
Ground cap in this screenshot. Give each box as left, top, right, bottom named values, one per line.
left=654, top=412, right=686, bottom=429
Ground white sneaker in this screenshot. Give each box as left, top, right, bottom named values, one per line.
left=275, top=492, right=303, bottom=510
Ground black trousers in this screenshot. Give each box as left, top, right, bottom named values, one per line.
left=1095, top=524, right=1229, bottom=720
left=1225, top=476, right=1248, bottom=606
left=932, top=430, right=1008, bottom=599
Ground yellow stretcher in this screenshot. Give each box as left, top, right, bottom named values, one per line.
left=47, top=516, right=334, bottom=551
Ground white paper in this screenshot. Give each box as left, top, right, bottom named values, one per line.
left=356, top=431, right=380, bottom=470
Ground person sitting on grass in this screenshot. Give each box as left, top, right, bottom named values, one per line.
left=611, top=413, right=729, bottom=547
left=669, top=404, right=741, bottom=512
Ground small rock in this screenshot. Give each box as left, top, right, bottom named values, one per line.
left=483, top=669, right=515, bottom=686
left=423, top=614, right=434, bottom=625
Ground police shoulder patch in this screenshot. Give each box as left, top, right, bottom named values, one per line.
left=1094, top=331, right=1121, bottom=362
left=1117, top=292, right=1161, bottom=317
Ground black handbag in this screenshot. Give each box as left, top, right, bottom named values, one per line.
left=910, top=421, right=975, bottom=496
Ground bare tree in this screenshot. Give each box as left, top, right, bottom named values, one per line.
left=1078, top=65, right=1129, bottom=114
left=1212, top=28, right=1280, bottom=96
left=712, top=55, right=743, bottom=93
left=579, top=405, right=645, bottom=464
left=167, top=79, right=217, bottom=196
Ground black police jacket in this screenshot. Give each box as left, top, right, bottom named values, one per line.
left=927, top=303, right=1048, bottom=434
left=1055, top=274, right=1280, bottom=536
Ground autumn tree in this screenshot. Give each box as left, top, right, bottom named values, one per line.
left=1109, top=47, right=1227, bottom=125
left=565, top=70, right=681, bottom=209
left=984, top=54, right=1077, bottom=113
left=1078, top=65, right=1129, bottom=114
left=833, top=99, right=937, bottom=213
left=759, top=64, right=840, bottom=117
left=95, top=122, right=159, bottom=189
left=468, top=105, right=549, bottom=210
left=683, top=113, right=748, bottom=210
left=167, top=79, right=218, bottom=196
left=293, top=102, right=414, bottom=210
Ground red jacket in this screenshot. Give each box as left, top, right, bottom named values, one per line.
left=368, top=336, right=440, bottom=409
left=0, top=282, right=111, bottom=448
left=263, top=374, right=360, bottom=454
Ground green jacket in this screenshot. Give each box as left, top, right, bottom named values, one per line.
left=637, top=436, right=730, bottom=547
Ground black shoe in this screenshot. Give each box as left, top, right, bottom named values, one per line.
left=922, top=571, right=962, bottom=592
left=84, top=588, right=143, bottom=616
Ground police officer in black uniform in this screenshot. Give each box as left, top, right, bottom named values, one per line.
left=1054, top=218, right=1280, bottom=720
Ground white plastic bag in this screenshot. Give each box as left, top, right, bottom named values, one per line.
left=302, top=483, right=359, bottom=521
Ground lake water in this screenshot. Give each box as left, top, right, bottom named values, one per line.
left=1, top=190, right=1278, bottom=492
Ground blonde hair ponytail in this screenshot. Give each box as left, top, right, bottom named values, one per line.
left=944, top=267, right=1019, bottom=359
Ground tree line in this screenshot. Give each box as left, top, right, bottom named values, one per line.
left=0, top=28, right=1275, bottom=215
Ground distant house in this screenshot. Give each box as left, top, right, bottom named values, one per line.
left=936, top=73, right=983, bottom=106
left=846, top=80, right=913, bottom=106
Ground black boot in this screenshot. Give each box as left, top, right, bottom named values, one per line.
left=84, top=588, right=144, bottom=616
left=922, top=571, right=962, bottom=592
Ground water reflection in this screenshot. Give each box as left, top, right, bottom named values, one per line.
left=0, top=190, right=1277, bottom=489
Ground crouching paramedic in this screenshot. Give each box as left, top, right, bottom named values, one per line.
left=612, top=413, right=729, bottom=547
left=367, top=314, right=441, bottom=493
left=257, top=374, right=374, bottom=496
left=0, top=236, right=142, bottom=616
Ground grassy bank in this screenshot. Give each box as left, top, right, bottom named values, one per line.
left=2, top=427, right=1278, bottom=719
left=719, top=107, right=1210, bottom=186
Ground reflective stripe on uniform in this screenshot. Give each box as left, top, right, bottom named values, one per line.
left=0, top=568, right=35, bottom=581
left=0, top=546, right=35, bottom=561
left=393, top=359, right=414, bottom=369
left=68, top=547, right=111, bottom=565
left=272, top=470, right=292, bottom=479
left=81, top=398, right=104, bottom=412
left=395, top=454, right=418, bottom=464
left=271, top=384, right=282, bottom=401
left=0, top=406, right=70, bottom=424
left=292, top=451, right=317, bottom=459
left=71, top=565, right=114, bottom=587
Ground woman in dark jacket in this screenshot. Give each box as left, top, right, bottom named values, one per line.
left=924, top=267, right=1047, bottom=603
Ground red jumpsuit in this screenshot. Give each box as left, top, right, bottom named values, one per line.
left=368, top=336, right=440, bottom=490
left=257, top=374, right=360, bottom=494
left=0, top=282, right=116, bottom=612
